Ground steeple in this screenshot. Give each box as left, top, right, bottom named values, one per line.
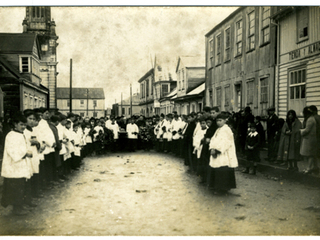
left=22, top=6, right=59, bottom=109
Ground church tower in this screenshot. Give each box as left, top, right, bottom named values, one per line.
left=22, top=6, right=58, bottom=108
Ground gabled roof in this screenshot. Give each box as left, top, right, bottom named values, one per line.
left=176, top=56, right=205, bottom=73
left=0, top=33, right=40, bottom=57
left=0, top=56, right=22, bottom=79
left=138, top=68, right=154, bottom=83
left=56, top=88, right=105, bottom=99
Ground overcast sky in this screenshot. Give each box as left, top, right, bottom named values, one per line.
left=0, top=6, right=238, bottom=108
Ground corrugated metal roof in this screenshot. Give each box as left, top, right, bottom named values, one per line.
left=56, top=88, right=105, bottom=99
left=0, top=33, right=37, bottom=54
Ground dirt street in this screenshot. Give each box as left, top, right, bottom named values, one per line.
left=0, top=151, right=319, bottom=236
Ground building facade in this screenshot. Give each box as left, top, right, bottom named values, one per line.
left=56, top=88, right=105, bottom=118
left=22, top=6, right=59, bottom=108
left=0, top=33, right=49, bottom=115
left=205, top=6, right=277, bottom=117
left=272, top=7, right=320, bottom=118
left=113, top=93, right=141, bottom=118
left=159, top=88, right=177, bottom=115
left=173, top=56, right=205, bottom=114
left=139, top=68, right=154, bottom=117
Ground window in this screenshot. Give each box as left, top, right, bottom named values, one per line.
left=246, top=80, right=254, bottom=104
left=297, top=7, right=309, bottom=42
left=122, top=107, right=125, bottom=115
left=24, top=93, right=28, bottom=110
left=261, top=7, right=270, bottom=45
left=93, top=100, right=97, bottom=107
left=129, top=108, right=131, bottom=115
left=162, top=84, right=169, bottom=96
left=260, top=77, right=269, bottom=116
left=182, top=69, right=185, bottom=90
left=248, top=11, right=255, bottom=51
left=225, top=85, right=230, bottom=106
left=49, top=39, right=55, bottom=47
left=80, top=99, right=84, bottom=107
left=93, top=112, right=98, bottom=117
left=235, top=20, right=243, bottom=55
left=20, top=57, right=30, bottom=73
left=260, top=77, right=269, bottom=103
left=216, top=88, right=221, bottom=107
left=209, top=38, right=214, bottom=68
left=289, top=68, right=306, bottom=115
left=216, top=34, right=221, bottom=65
left=67, top=100, right=70, bottom=107
left=209, top=89, right=213, bottom=107
left=225, top=28, right=231, bottom=62
left=80, top=112, right=85, bottom=117
left=146, top=79, right=149, bottom=97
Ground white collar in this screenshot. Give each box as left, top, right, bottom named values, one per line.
left=248, top=131, right=258, bottom=137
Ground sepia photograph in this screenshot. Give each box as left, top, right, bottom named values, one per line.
left=0, top=2, right=319, bottom=236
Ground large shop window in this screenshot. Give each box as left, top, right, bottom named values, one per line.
left=289, top=68, right=306, bottom=116
left=235, top=20, right=243, bottom=56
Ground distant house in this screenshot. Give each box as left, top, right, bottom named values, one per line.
left=112, top=93, right=140, bottom=118
left=56, top=87, right=105, bottom=118
left=0, top=33, right=49, bottom=115
left=160, top=88, right=177, bottom=115
left=173, top=56, right=205, bottom=114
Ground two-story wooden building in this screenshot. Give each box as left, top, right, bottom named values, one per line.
left=271, top=7, right=320, bottom=118
left=205, top=7, right=277, bottom=117
left=56, top=87, right=105, bottom=118
left=0, top=33, right=49, bottom=115
left=139, top=68, right=154, bottom=117
left=173, top=56, right=205, bottom=114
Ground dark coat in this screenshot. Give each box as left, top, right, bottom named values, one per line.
left=277, top=118, right=302, bottom=161
left=300, top=116, right=318, bottom=157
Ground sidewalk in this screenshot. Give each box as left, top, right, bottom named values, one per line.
left=237, top=148, right=320, bottom=188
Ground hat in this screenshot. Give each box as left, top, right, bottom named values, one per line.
left=216, top=112, right=229, bottom=120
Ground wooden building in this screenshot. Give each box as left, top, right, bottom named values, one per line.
left=112, top=93, right=140, bottom=118
left=271, top=7, right=320, bottom=118
left=0, top=34, right=49, bottom=115
left=139, top=68, right=154, bottom=117
left=160, top=88, right=177, bottom=115
left=56, top=88, right=105, bottom=118
left=205, top=7, right=277, bottom=117
left=173, top=56, right=205, bottom=114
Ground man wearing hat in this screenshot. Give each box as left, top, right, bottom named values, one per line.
left=266, top=107, right=278, bottom=161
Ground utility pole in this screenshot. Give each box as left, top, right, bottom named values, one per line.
left=86, top=88, right=89, bottom=117
left=69, top=59, right=72, bottom=113
left=121, top=92, right=123, bottom=117
left=130, top=84, right=132, bottom=117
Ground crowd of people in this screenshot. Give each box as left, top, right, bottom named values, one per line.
left=0, top=104, right=319, bottom=216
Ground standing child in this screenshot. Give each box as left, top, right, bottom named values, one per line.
left=193, top=117, right=208, bottom=183
left=208, top=112, right=238, bottom=194
left=242, top=122, right=260, bottom=175
left=1, top=113, right=32, bottom=215
left=126, top=117, right=139, bottom=152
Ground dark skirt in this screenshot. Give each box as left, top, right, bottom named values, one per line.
left=207, top=166, right=236, bottom=191
left=1, top=178, right=26, bottom=208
